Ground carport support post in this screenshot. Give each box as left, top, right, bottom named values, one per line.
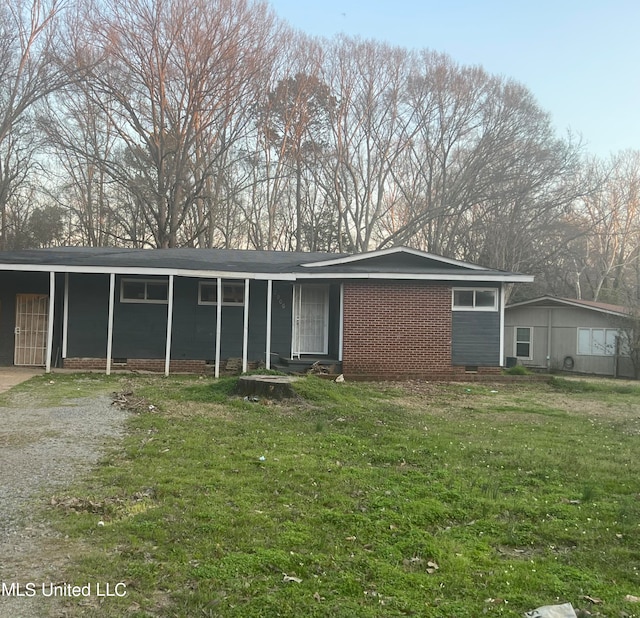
left=106, top=273, right=115, bottom=375
left=499, top=285, right=505, bottom=367
left=338, top=283, right=344, bottom=362
left=242, top=278, right=250, bottom=374
left=265, top=280, right=272, bottom=369
left=45, top=271, right=56, bottom=373
left=164, top=275, right=174, bottom=377
left=215, top=277, right=222, bottom=378
left=62, top=273, right=69, bottom=360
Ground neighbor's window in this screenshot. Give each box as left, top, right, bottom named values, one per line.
left=121, top=279, right=168, bottom=303
left=452, top=288, right=498, bottom=311
left=515, top=327, right=532, bottom=358
left=198, top=281, right=245, bottom=305
left=577, top=328, right=620, bottom=356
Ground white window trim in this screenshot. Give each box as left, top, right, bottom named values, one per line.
left=451, top=287, right=498, bottom=311
left=198, top=280, right=245, bottom=306
left=120, top=278, right=169, bottom=304
left=576, top=327, right=620, bottom=357
left=514, top=326, right=533, bottom=360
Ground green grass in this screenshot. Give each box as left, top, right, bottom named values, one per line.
left=37, top=375, right=640, bottom=617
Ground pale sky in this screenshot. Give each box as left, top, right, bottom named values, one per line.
left=267, top=0, right=640, bottom=159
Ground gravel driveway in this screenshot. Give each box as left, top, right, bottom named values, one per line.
left=0, top=385, right=130, bottom=618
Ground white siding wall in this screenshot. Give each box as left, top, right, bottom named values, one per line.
left=504, top=305, right=634, bottom=377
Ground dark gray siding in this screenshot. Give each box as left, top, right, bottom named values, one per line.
left=170, top=277, right=214, bottom=360
left=327, top=284, right=341, bottom=358
left=112, top=275, right=168, bottom=358
left=69, top=275, right=297, bottom=362
left=0, top=271, right=59, bottom=366
left=452, top=312, right=500, bottom=366
left=269, top=282, right=293, bottom=359
left=67, top=274, right=110, bottom=358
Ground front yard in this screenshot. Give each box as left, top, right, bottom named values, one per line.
left=12, top=374, right=640, bottom=616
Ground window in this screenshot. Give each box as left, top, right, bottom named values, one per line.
left=121, top=279, right=168, bottom=303
left=198, top=281, right=245, bottom=306
left=515, top=327, right=532, bottom=359
left=452, top=288, right=498, bottom=311
left=577, top=328, right=621, bottom=356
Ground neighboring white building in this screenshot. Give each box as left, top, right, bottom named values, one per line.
left=504, top=296, right=634, bottom=378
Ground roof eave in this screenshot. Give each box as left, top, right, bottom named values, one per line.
left=506, top=295, right=630, bottom=317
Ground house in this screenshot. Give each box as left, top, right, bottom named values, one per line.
left=0, top=246, right=532, bottom=380
left=504, top=296, right=635, bottom=378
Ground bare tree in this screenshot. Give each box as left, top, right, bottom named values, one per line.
left=0, top=0, right=69, bottom=248
left=325, top=37, right=415, bottom=252
left=73, top=0, right=276, bottom=248
left=567, top=152, right=640, bottom=301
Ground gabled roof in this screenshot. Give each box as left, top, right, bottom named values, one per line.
left=0, top=246, right=533, bottom=283
left=506, top=295, right=631, bottom=317
left=301, top=246, right=486, bottom=270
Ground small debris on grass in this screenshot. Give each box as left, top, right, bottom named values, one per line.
left=112, top=391, right=156, bottom=413
left=625, top=595, right=640, bottom=602
left=426, top=560, right=439, bottom=574
left=335, top=374, right=345, bottom=383
left=282, top=574, right=302, bottom=584
left=307, top=361, right=329, bottom=375
left=259, top=455, right=266, bottom=461
left=313, top=592, right=324, bottom=602
left=524, top=602, right=577, bottom=618
left=582, top=595, right=603, bottom=604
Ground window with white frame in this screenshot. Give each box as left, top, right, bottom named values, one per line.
left=577, top=328, right=620, bottom=356
left=198, top=281, right=245, bottom=306
left=452, top=288, right=498, bottom=311
left=121, top=279, right=168, bottom=303
left=514, top=327, right=532, bottom=359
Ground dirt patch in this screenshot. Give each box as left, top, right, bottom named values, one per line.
left=389, top=379, right=640, bottom=431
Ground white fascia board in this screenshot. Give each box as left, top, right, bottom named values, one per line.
left=0, top=263, right=295, bottom=280
left=294, top=272, right=534, bottom=283
left=0, top=262, right=532, bottom=283
left=301, top=246, right=486, bottom=270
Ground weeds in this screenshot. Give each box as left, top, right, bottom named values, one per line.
left=38, top=374, right=640, bottom=617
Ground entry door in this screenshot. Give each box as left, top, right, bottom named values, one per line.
left=14, top=294, right=49, bottom=366
left=293, top=285, right=329, bottom=356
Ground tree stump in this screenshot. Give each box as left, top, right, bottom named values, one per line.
left=237, top=375, right=298, bottom=399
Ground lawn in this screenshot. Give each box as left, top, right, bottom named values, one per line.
left=41, top=374, right=640, bottom=617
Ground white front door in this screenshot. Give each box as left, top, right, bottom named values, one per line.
left=292, top=285, right=329, bottom=356
left=14, top=294, right=49, bottom=366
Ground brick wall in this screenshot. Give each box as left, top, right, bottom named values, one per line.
left=63, top=358, right=207, bottom=373
left=342, top=281, right=501, bottom=380
left=62, top=358, right=261, bottom=374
